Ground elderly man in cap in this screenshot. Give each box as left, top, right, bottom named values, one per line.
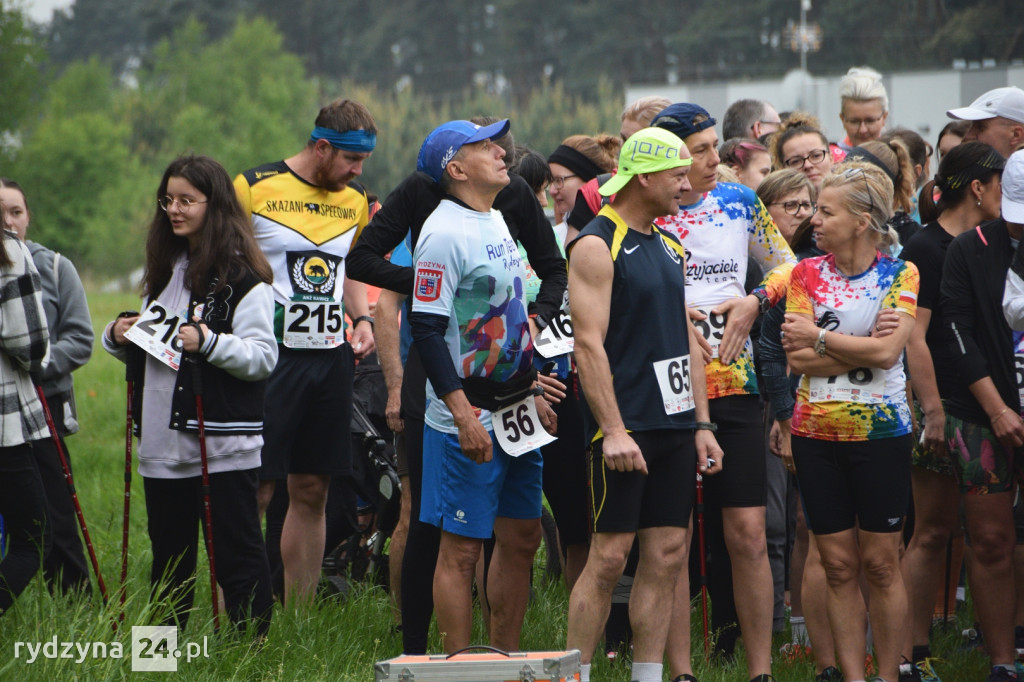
left=409, top=119, right=557, bottom=653
left=653, top=102, right=796, bottom=682
left=948, top=86, right=1024, bottom=159
left=566, top=126, right=722, bottom=682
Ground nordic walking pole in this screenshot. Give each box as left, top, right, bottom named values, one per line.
left=185, top=322, right=219, bottom=632
left=34, top=384, right=110, bottom=605
left=696, top=466, right=710, bottom=660
left=119, top=311, right=139, bottom=625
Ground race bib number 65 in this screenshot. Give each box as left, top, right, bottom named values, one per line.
left=652, top=355, right=695, bottom=415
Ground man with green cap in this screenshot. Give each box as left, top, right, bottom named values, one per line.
left=565, top=127, right=723, bottom=682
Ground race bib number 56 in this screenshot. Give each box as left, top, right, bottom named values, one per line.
left=491, top=395, right=557, bottom=457
left=652, top=355, right=695, bottom=415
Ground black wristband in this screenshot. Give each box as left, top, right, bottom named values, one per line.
left=695, top=421, right=718, bottom=433
left=353, top=315, right=374, bottom=330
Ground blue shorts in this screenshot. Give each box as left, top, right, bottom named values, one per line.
left=420, top=425, right=543, bottom=539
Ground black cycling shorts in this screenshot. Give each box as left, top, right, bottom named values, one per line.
left=702, top=394, right=767, bottom=510
left=792, top=434, right=912, bottom=535
left=260, top=344, right=354, bottom=480
left=589, top=429, right=696, bottom=533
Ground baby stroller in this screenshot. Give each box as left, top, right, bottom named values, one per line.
left=321, top=356, right=402, bottom=597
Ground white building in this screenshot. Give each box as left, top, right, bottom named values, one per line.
left=626, top=64, right=1024, bottom=145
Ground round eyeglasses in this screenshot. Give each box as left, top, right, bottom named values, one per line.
left=158, top=196, right=207, bottom=212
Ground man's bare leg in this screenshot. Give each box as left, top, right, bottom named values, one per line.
left=723, top=505, right=774, bottom=677
left=630, top=526, right=689, bottom=663
left=489, top=516, right=542, bottom=651
left=434, top=530, right=483, bottom=653
left=282, top=473, right=329, bottom=607
left=567, top=532, right=635, bottom=663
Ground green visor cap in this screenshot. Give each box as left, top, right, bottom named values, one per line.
left=599, top=127, right=692, bottom=197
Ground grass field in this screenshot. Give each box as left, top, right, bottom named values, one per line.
left=0, top=290, right=998, bottom=680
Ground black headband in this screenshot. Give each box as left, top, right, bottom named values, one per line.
left=846, top=146, right=898, bottom=186
left=547, top=145, right=605, bottom=182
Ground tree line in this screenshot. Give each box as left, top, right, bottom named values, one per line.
left=2, top=9, right=618, bottom=277
left=4, top=0, right=1022, bottom=276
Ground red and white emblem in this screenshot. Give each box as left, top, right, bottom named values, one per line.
left=415, top=268, right=444, bottom=302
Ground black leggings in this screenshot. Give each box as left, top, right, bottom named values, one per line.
left=399, top=415, right=439, bottom=654
left=144, top=469, right=272, bottom=636
left=0, top=443, right=51, bottom=615
left=34, top=432, right=91, bottom=594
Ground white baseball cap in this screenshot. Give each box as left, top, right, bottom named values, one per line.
left=948, top=87, right=1024, bottom=125
left=1004, top=150, right=1024, bottom=224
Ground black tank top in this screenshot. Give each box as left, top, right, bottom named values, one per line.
left=571, top=205, right=696, bottom=442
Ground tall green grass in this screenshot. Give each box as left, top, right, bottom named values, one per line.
left=0, top=291, right=995, bottom=680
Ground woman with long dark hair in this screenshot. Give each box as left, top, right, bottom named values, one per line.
left=104, top=154, right=276, bottom=635
left=900, top=142, right=1005, bottom=679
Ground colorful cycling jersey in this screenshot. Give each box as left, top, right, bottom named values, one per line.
left=656, top=182, right=796, bottom=399
left=787, top=252, right=919, bottom=441
left=234, top=161, right=368, bottom=344
left=412, top=200, right=534, bottom=433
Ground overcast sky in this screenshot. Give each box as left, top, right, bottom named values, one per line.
left=24, top=0, right=72, bottom=24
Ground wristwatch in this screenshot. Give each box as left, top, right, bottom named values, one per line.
left=752, top=289, right=771, bottom=314
left=695, top=421, right=718, bottom=433
left=814, top=329, right=827, bottom=357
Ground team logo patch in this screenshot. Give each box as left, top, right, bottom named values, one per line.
left=287, top=251, right=340, bottom=298
left=415, top=268, right=444, bottom=302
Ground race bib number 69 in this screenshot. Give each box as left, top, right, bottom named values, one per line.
left=692, top=308, right=727, bottom=358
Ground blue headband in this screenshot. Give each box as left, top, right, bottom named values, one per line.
left=310, top=126, right=377, bottom=152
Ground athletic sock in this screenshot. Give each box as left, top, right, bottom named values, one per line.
left=580, top=662, right=591, bottom=682
left=630, top=661, right=663, bottom=682
left=911, top=644, right=930, bottom=662
left=790, top=615, right=807, bottom=644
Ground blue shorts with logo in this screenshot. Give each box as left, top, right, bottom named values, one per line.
left=420, top=424, right=543, bottom=539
